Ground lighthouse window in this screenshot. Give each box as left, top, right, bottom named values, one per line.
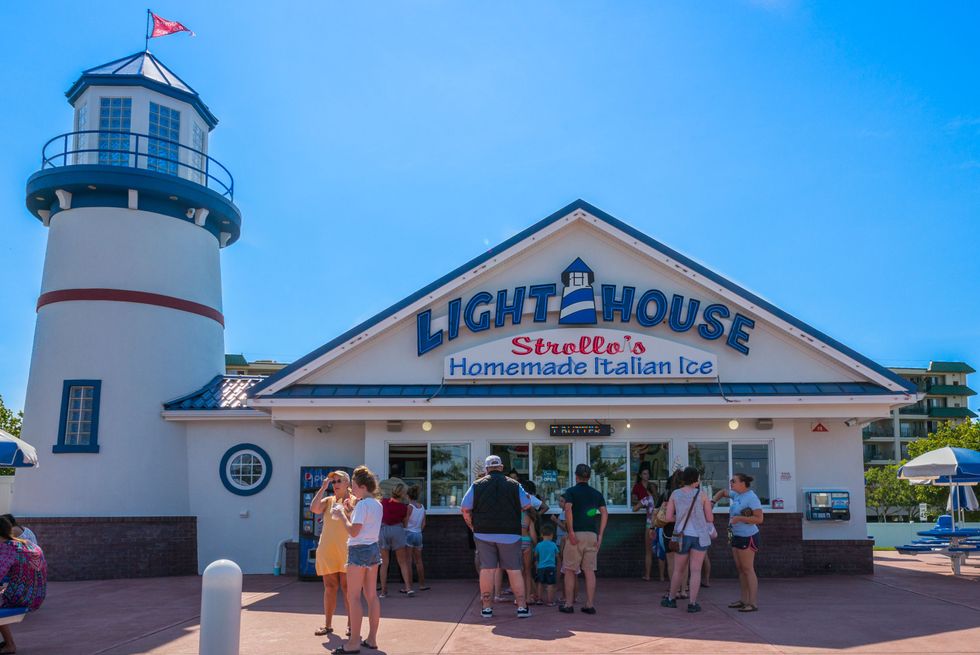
left=98, top=97, right=131, bottom=166
left=54, top=380, right=102, bottom=454
left=219, top=444, right=272, bottom=496
left=148, top=103, right=181, bottom=176
left=190, top=123, right=205, bottom=184
left=570, top=272, right=588, bottom=286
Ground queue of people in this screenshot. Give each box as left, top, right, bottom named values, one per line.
left=308, top=458, right=763, bottom=650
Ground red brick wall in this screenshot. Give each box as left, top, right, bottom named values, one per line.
left=802, top=539, right=874, bottom=575
left=22, top=516, right=198, bottom=581
left=412, top=513, right=870, bottom=579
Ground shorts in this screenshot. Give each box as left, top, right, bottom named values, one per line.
left=379, top=524, right=408, bottom=550
left=534, top=567, right=557, bottom=585
left=673, top=534, right=708, bottom=554
left=731, top=532, right=760, bottom=551
left=562, top=531, right=598, bottom=573
left=406, top=531, right=423, bottom=549
left=347, top=543, right=382, bottom=567
left=475, top=538, right=522, bottom=571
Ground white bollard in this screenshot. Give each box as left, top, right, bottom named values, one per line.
left=200, top=559, right=243, bottom=655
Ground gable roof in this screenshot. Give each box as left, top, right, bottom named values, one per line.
left=250, top=200, right=916, bottom=396
left=66, top=51, right=218, bottom=129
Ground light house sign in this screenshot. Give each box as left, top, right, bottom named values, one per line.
left=417, top=257, right=757, bottom=358
left=444, top=328, right=718, bottom=380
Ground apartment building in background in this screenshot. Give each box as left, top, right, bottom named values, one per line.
left=863, top=361, right=976, bottom=466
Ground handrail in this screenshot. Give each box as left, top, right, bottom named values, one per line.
left=40, top=129, right=234, bottom=200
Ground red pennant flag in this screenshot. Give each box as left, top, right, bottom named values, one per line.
left=150, top=12, right=195, bottom=38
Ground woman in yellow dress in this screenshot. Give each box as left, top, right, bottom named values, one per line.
left=311, top=471, right=354, bottom=636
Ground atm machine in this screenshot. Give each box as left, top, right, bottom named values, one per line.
left=299, top=466, right=354, bottom=580
left=804, top=489, right=851, bottom=521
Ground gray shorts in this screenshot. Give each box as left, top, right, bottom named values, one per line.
left=379, top=524, right=407, bottom=550
left=475, top=538, right=522, bottom=571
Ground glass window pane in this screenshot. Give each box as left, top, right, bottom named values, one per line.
left=732, top=444, right=770, bottom=505
left=532, top=443, right=571, bottom=506
left=387, top=443, right=428, bottom=507
left=430, top=443, right=469, bottom=509
left=689, top=442, right=730, bottom=505
left=490, top=443, right=529, bottom=481
left=630, top=442, right=669, bottom=503
left=588, top=442, right=627, bottom=507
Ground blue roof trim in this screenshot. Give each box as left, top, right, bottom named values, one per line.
left=265, top=381, right=900, bottom=400
left=164, top=375, right=265, bottom=410
left=249, top=200, right=916, bottom=396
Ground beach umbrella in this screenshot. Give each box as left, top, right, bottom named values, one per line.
left=0, top=430, right=38, bottom=468
left=898, top=447, right=980, bottom=529
left=947, top=485, right=979, bottom=512
left=897, top=447, right=980, bottom=480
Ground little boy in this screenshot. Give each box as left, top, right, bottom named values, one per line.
left=534, top=523, right=560, bottom=606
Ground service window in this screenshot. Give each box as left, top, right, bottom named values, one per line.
left=588, top=442, right=628, bottom=507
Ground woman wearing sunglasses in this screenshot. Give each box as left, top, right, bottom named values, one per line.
left=712, top=473, right=763, bottom=612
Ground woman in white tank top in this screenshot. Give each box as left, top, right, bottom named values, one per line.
left=405, top=485, right=429, bottom=591
left=662, top=466, right=716, bottom=613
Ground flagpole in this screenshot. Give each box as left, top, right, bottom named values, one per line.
left=145, top=9, right=151, bottom=51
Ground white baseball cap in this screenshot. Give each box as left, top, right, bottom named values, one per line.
left=485, top=455, right=503, bottom=468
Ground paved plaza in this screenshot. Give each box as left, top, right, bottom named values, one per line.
left=14, top=553, right=980, bottom=654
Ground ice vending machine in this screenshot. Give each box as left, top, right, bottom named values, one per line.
left=804, top=489, right=851, bottom=521
left=299, top=466, right=354, bottom=580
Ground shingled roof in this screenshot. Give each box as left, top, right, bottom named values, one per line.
left=164, top=375, right=265, bottom=411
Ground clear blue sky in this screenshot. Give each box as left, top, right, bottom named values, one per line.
left=1, top=1, right=978, bottom=413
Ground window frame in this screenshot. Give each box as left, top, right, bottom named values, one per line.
left=147, top=101, right=181, bottom=175
left=426, top=442, right=472, bottom=513
left=54, top=379, right=102, bottom=454
left=487, top=440, right=573, bottom=509
left=219, top=443, right=273, bottom=496
left=585, top=439, right=674, bottom=510
left=97, top=97, right=132, bottom=167
left=686, top=439, right=774, bottom=511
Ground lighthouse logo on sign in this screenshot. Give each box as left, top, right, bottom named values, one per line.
left=559, top=258, right=597, bottom=325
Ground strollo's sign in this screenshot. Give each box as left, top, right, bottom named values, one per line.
left=417, top=257, right=755, bottom=357
left=444, top=328, right=717, bottom=381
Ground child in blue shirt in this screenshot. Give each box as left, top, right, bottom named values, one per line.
left=534, top=523, right=560, bottom=606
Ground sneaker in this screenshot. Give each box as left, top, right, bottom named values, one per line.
left=481, top=607, right=493, bottom=619
left=516, top=606, right=531, bottom=619
left=687, top=602, right=702, bottom=613
left=558, top=604, right=574, bottom=614
left=580, top=606, right=597, bottom=615
left=660, top=596, right=677, bottom=608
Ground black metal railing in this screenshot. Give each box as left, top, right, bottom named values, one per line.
left=40, top=130, right=234, bottom=200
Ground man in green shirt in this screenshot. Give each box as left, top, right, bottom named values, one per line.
left=559, top=464, right=608, bottom=615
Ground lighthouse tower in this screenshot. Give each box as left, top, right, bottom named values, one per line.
left=558, top=257, right=597, bottom=324
left=17, top=52, right=240, bottom=519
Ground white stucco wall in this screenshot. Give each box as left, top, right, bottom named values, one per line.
left=794, top=420, right=869, bottom=540
left=185, top=420, right=365, bottom=573
left=17, top=206, right=224, bottom=517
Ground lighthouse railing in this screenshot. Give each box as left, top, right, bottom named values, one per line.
left=40, top=130, right=234, bottom=201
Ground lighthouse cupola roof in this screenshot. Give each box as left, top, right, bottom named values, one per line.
left=66, top=51, right=217, bottom=129
left=563, top=257, right=593, bottom=275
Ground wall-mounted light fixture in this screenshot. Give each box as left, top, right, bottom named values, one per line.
left=728, top=419, right=740, bottom=430
left=422, top=420, right=433, bottom=432
left=525, top=421, right=536, bottom=431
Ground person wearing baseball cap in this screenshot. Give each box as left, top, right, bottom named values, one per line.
left=460, top=454, right=537, bottom=619
left=310, top=470, right=353, bottom=637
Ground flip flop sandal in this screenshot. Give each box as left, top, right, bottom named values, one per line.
left=420, top=586, right=431, bottom=591
left=361, top=641, right=379, bottom=650
left=738, top=604, right=759, bottom=612
left=728, top=601, right=746, bottom=609
left=315, top=626, right=334, bottom=636
left=332, top=648, right=360, bottom=655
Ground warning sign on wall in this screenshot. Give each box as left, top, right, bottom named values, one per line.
left=811, top=422, right=829, bottom=433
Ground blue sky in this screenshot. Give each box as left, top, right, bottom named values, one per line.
left=1, top=1, right=978, bottom=413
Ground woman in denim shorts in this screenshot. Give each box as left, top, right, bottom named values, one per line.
left=332, top=466, right=383, bottom=654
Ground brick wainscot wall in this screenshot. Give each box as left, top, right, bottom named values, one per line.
left=24, top=517, right=197, bottom=581
left=377, top=513, right=873, bottom=580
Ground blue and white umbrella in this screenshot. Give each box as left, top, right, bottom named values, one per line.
left=947, top=485, right=979, bottom=512
left=899, top=447, right=980, bottom=528
left=0, top=429, right=38, bottom=468
left=898, top=447, right=980, bottom=481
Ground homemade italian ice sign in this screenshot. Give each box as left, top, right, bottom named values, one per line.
left=444, top=329, right=718, bottom=381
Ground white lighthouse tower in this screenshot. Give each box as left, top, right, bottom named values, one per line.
left=17, top=52, right=240, bottom=526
